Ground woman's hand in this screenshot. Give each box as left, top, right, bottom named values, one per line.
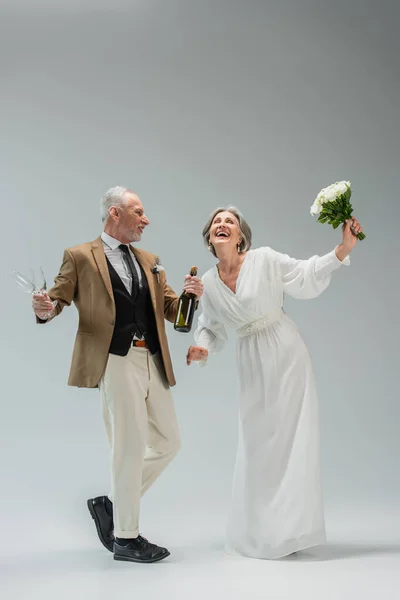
left=335, top=217, right=363, bottom=261
left=186, top=345, right=208, bottom=366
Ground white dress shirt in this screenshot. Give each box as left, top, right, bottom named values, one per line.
left=101, top=231, right=143, bottom=293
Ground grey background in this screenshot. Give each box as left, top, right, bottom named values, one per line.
left=0, top=0, right=399, bottom=592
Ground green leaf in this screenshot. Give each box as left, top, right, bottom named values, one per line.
left=324, top=201, right=336, bottom=211
left=321, top=209, right=336, bottom=218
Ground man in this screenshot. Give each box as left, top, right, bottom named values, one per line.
left=32, top=186, right=203, bottom=563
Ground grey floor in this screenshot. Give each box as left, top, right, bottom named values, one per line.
left=1, top=507, right=399, bottom=600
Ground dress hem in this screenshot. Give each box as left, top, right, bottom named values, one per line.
left=224, top=530, right=327, bottom=560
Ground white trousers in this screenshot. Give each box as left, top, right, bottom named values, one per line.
left=100, top=346, right=180, bottom=538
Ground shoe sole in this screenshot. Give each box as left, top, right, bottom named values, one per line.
left=114, top=550, right=170, bottom=563
left=87, top=499, right=114, bottom=553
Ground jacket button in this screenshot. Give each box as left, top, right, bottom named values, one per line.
left=110, top=320, right=115, bottom=326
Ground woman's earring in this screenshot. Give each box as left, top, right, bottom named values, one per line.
left=208, top=243, right=213, bottom=252
left=237, top=241, right=242, bottom=253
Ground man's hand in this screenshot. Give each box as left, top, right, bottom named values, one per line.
left=182, top=275, right=203, bottom=298
left=186, top=345, right=208, bottom=366
left=32, top=292, right=56, bottom=320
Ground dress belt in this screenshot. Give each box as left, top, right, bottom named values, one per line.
left=236, top=309, right=283, bottom=338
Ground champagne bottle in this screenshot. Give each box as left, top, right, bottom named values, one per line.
left=174, top=266, right=198, bottom=333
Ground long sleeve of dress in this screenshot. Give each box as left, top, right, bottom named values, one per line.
left=192, top=280, right=228, bottom=368
left=274, top=247, right=350, bottom=300
left=194, top=311, right=228, bottom=353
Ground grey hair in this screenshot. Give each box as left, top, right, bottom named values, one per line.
left=202, top=206, right=252, bottom=257
left=100, top=186, right=134, bottom=223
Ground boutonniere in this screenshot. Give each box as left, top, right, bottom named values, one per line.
left=151, top=256, right=165, bottom=283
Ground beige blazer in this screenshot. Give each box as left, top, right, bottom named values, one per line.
left=38, top=236, right=180, bottom=388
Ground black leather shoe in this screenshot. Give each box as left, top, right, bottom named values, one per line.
left=87, top=496, right=114, bottom=552
left=114, top=535, right=170, bottom=563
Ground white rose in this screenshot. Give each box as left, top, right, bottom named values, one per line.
left=310, top=200, right=322, bottom=215
left=333, top=181, right=346, bottom=196
left=323, top=185, right=337, bottom=202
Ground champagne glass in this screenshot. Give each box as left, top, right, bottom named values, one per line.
left=12, top=266, right=47, bottom=294
left=12, top=266, right=58, bottom=317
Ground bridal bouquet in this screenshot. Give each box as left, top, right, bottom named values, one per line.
left=310, top=181, right=366, bottom=240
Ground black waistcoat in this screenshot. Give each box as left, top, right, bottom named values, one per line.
left=106, top=257, right=160, bottom=356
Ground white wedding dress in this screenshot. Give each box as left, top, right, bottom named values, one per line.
left=194, top=246, right=350, bottom=559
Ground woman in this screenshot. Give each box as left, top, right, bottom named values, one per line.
left=186, top=207, right=362, bottom=559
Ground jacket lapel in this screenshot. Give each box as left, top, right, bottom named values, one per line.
left=91, top=237, right=114, bottom=302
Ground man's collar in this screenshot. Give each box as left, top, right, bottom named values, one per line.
left=101, top=231, right=125, bottom=250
